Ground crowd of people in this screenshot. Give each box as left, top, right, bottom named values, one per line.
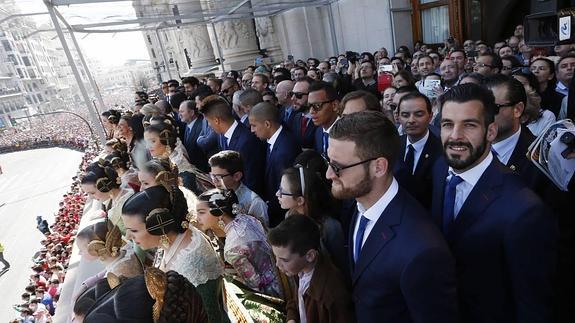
left=2, top=21, right=575, bottom=323
left=9, top=147, right=99, bottom=323
left=0, top=114, right=94, bottom=153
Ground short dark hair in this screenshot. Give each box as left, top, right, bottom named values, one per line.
left=341, top=90, right=381, bottom=112
left=482, top=53, right=503, bottom=71
left=308, top=81, right=338, bottom=101
left=238, top=88, right=263, bottom=107
left=439, top=83, right=498, bottom=128
left=557, top=54, right=575, bottom=67
left=181, top=77, right=199, bottom=87
left=484, top=74, right=527, bottom=107
left=330, top=111, right=400, bottom=169
left=398, top=92, right=432, bottom=113
left=167, top=79, right=179, bottom=87
left=208, top=150, right=244, bottom=175
left=294, top=66, right=308, bottom=74
left=450, top=49, right=467, bottom=59
left=268, top=213, right=320, bottom=256
left=253, top=74, right=270, bottom=85
left=199, top=95, right=234, bottom=121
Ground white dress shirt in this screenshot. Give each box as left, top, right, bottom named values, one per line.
left=297, top=268, right=315, bottom=323
left=447, top=152, right=493, bottom=217
left=556, top=81, right=569, bottom=96
left=491, top=127, right=521, bottom=165
left=267, top=126, right=283, bottom=152
left=223, top=120, right=239, bottom=146
left=240, top=114, right=249, bottom=124
left=404, top=130, right=429, bottom=174
left=353, top=178, right=399, bottom=251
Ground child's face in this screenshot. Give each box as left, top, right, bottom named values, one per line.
left=271, top=245, right=312, bottom=277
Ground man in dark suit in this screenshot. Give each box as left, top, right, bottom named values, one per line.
left=431, top=83, right=556, bottom=323
left=178, top=100, right=209, bottom=172
left=309, top=81, right=340, bottom=156
left=393, top=92, right=442, bottom=209
left=290, top=78, right=317, bottom=149
left=200, top=96, right=265, bottom=195
left=326, top=111, right=458, bottom=323
left=238, top=88, right=263, bottom=127
left=485, top=75, right=538, bottom=181
left=249, top=102, right=302, bottom=227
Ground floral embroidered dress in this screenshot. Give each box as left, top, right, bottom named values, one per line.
left=164, top=226, right=229, bottom=323
left=224, top=214, right=283, bottom=298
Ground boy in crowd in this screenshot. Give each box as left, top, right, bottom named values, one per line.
left=268, top=214, right=355, bottom=323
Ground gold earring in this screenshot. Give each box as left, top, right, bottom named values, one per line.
left=217, top=218, right=225, bottom=230
left=160, top=234, right=170, bottom=248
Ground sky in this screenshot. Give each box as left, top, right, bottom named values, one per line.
left=15, top=0, right=150, bottom=67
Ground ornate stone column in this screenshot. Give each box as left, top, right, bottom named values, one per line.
left=212, top=19, right=261, bottom=70
left=255, top=16, right=284, bottom=63
left=175, top=1, right=218, bottom=71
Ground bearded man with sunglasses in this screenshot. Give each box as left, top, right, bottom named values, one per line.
left=326, top=110, right=458, bottom=323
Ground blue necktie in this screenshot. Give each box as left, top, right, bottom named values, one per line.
left=221, top=136, right=229, bottom=150
left=491, top=147, right=499, bottom=160
left=354, top=215, right=370, bottom=263
left=405, top=144, right=415, bottom=174
left=322, top=132, right=329, bottom=155
left=185, top=126, right=192, bottom=142
left=266, top=143, right=272, bottom=161
left=442, top=174, right=464, bottom=234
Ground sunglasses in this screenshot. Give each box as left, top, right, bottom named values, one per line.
left=309, top=100, right=334, bottom=113
left=322, top=154, right=377, bottom=177
left=289, top=91, right=308, bottom=99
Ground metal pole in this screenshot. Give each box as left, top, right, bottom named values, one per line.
left=326, top=3, right=339, bottom=55
left=155, top=28, right=173, bottom=80
left=210, top=23, right=226, bottom=73
left=54, top=9, right=107, bottom=122
left=43, top=0, right=105, bottom=144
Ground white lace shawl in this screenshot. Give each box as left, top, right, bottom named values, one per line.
left=166, top=227, right=224, bottom=286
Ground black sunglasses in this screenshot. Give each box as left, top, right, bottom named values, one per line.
left=321, top=154, right=377, bottom=177
left=309, top=100, right=334, bottom=113
left=289, top=91, right=308, bottom=99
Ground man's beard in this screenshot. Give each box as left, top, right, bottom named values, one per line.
left=443, top=136, right=487, bottom=171
left=331, top=167, right=373, bottom=200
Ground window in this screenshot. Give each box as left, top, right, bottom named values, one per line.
left=2, top=40, right=12, bottom=51
left=411, top=0, right=455, bottom=45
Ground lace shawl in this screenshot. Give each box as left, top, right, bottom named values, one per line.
left=167, top=227, right=224, bottom=286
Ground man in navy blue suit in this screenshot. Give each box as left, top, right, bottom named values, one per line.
left=290, top=78, right=317, bottom=149
left=178, top=100, right=209, bottom=172
left=431, top=83, right=556, bottom=323
left=485, top=75, right=538, bottom=180
left=249, top=102, right=302, bottom=227
left=326, top=111, right=458, bottom=323
left=200, top=95, right=265, bottom=195
left=393, top=92, right=442, bottom=210
left=309, top=81, right=340, bottom=156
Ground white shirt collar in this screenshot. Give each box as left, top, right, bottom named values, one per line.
left=357, top=177, right=399, bottom=221
left=267, top=126, right=283, bottom=151
left=323, top=117, right=340, bottom=132
left=448, top=151, right=494, bottom=187
left=186, top=118, right=197, bottom=129
left=240, top=114, right=248, bottom=123
left=491, top=127, right=521, bottom=165
left=224, top=120, right=239, bottom=144
left=406, top=130, right=429, bottom=153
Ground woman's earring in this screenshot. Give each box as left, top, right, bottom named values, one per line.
left=217, top=218, right=225, bottom=230
left=160, top=234, right=170, bottom=248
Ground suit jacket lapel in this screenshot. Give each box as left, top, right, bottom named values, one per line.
left=351, top=193, right=402, bottom=285
left=414, top=136, right=433, bottom=175
left=431, top=159, right=449, bottom=227
left=228, top=125, right=241, bottom=149
left=507, top=126, right=535, bottom=172
left=448, top=159, right=505, bottom=241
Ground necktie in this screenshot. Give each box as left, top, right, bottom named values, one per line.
left=491, top=147, right=499, bottom=160
left=221, top=136, right=229, bottom=150
left=405, top=144, right=415, bottom=174
left=322, top=132, right=329, bottom=155
left=185, top=126, right=192, bottom=143
left=266, top=143, right=272, bottom=161
left=442, top=174, right=464, bottom=234
left=300, top=116, right=308, bottom=137
left=354, top=215, right=370, bottom=263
